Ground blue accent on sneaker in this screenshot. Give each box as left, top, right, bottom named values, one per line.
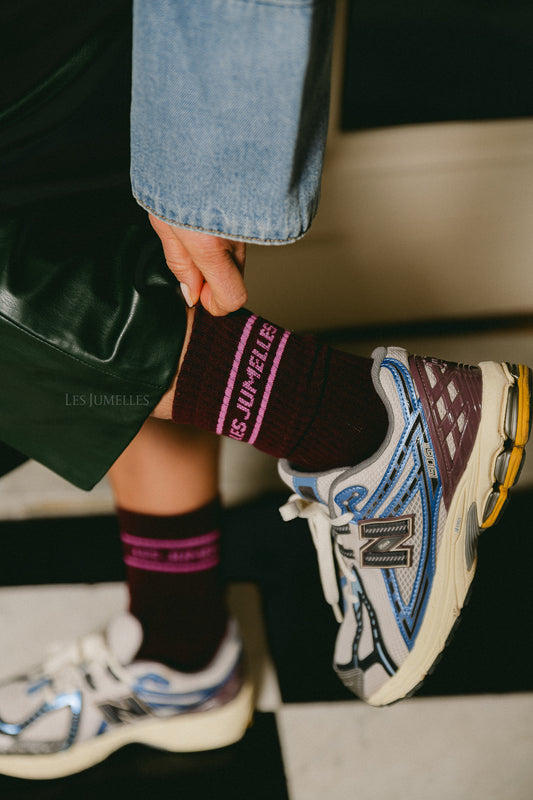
left=340, top=572, right=397, bottom=677
left=134, top=672, right=170, bottom=689
left=292, top=476, right=320, bottom=502
left=27, top=678, right=51, bottom=695
left=133, top=676, right=216, bottom=710
left=0, top=691, right=82, bottom=750
left=334, top=356, right=443, bottom=649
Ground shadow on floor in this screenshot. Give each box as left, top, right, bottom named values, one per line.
left=0, top=712, right=289, bottom=799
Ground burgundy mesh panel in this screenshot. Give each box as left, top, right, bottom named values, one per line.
left=409, top=356, right=483, bottom=509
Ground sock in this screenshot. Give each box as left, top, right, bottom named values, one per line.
left=172, top=307, right=388, bottom=471
left=118, top=498, right=228, bottom=672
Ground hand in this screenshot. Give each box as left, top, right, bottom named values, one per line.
left=149, top=215, right=247, bottom=316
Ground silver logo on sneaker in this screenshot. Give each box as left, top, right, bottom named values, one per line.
left=98, top=695, right=151, bottom=726
left=423, top=443, right=438, bottom=479
left=359, top=516, right=414, bottom=568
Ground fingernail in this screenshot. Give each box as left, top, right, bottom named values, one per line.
left=179, top=282, right=194, bottom=308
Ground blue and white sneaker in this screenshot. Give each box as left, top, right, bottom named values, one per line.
left=279, top=347, right=531, bottom=706
left=0, top=614, right=253, bottom=779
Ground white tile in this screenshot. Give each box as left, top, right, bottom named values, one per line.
left=227, top=583, right=282, bottom=713
left=0, top=583, right=127, bottom=679
left=247, top=118, right=533, bottom=331
left=0, top=462, right=114, bottom=520
left=278, top=695, right=533, bottom=800
left=219, top=438, right=283, bottom=508
left=0, top=442, right=282, bottom=520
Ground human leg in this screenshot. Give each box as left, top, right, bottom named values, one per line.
left=108, top=415, right=219, bottom=517
left=0, top=420, right=253, bottom=779
left=151, top=304, right=531, bottom=705
left=0, top=2, right=250, bottom=778
left=153, top=304, right=390, bottom=470
left=108, top=417, right=228, bottom=671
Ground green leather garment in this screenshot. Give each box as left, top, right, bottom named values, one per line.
left=0, top=202, right=185, bottom=490
left=0, top=1, right=186, bottom=490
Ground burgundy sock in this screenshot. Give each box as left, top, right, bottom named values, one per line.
left=172, top=307, right=388, bottom=471
left=118, top=499, right=228, bottom=672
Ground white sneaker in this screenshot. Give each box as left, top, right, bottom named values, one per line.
left=0, top=614, right=253, bottom=779
left=279, top=347, right=530, bottom=705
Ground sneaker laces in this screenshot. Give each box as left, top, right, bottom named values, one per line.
left=280, top=495, right=354, bottom=623
left=35, top=632, right=131, bottom=701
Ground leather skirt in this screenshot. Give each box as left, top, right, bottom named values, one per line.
left=0, top=1, right=186, bottom=489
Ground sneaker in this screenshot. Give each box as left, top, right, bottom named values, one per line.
left=0, top=614, right=253, bottom=779
left=279, top=347, right=531, bottom=706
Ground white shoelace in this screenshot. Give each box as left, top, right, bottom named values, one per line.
left=36, top=633, right=130, bottom=701
left=280, top=495, right=355, bottom=623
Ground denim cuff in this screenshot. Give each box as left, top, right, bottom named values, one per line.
left=131, top=0, right=335, bottom=244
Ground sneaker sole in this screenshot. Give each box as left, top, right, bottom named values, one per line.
left=367, top=361, right=531, bottom=707
left=0, top=679, right=254, bottom=780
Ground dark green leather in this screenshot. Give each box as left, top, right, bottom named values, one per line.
left=0, top=441, right=28, bottom=478
left=0, top=202, right=186, bottom=490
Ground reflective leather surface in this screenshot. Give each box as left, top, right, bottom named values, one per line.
left=0, top=200, right=185, bottom=490
left=0, top=1, right=186, bottom=489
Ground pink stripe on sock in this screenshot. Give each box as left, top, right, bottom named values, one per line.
left=123, top=555, right=220, bottom=574
left=248, top=330, right=291, bottom=444
left=216, top=314, right=257, bottom=435
left=120, top=530, right=219, bottom=549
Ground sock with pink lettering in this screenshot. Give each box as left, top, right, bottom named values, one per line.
left=118, top=498, right=228, bottom=672
left=172, top=307, right=388, bottom=471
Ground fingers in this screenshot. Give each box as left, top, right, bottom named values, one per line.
left=185, top=232, right=247, bottom=316
left=149, top=215, right=205, bottom=306
left=149, top=215, right=247, bottom=316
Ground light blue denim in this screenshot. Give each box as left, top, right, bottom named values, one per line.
left=131, top=0, right=335, bottom=244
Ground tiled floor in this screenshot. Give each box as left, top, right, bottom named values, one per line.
left=0, top=480, right=532, bottom=797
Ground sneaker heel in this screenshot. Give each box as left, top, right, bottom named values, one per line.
left=482, top=363, right=531, bottom=529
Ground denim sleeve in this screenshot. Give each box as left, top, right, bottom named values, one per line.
left=131, top=0, right=335, bottom=244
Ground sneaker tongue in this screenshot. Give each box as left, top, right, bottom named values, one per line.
left=106, top=613, right=144, bottom=665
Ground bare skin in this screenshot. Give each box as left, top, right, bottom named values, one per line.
left=108, top=417, right=219, bottom=515
left=149, top=215, right=247, bottom=316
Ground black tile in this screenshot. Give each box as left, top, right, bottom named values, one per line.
left=0, top=444, right=28, bottom=480
left=0, top=492, right=292, bottom=587
left=417, top=488, right=533, bottom=697
left=342, top=1, right=533, bottom=130
left=1, top=489, right=532, bottom=699
left=0, top=515, right=125, bottom=586
left=264, top=489, right=533, bottom=701
left=0, top=712, right=289, bottom=800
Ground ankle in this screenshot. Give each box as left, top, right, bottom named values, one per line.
left=119, top=500, right=228, bottom=672
left=171, top=305, right=388, bottom=471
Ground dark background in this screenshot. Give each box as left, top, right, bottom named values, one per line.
left=342, top=0, right=533, bottom=130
